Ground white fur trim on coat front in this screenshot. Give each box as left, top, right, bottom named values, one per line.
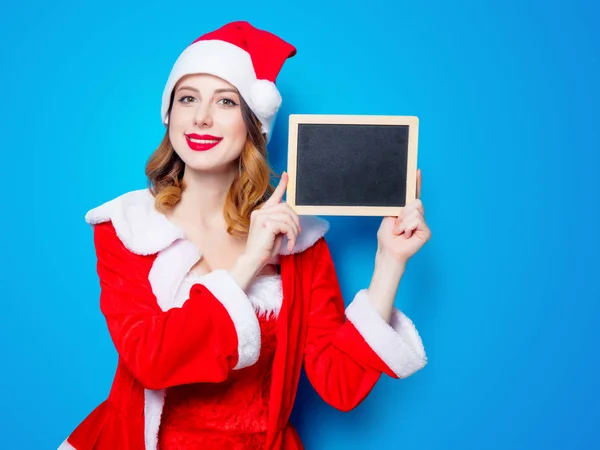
left=84, top=188, right=329, bottom=450
left=345, top=290, right=427, bottom=378
left=149, top=238, right=202, bottom=311
left=144, top=389, right=165, bottom=450
left=142, top=273, right=283, bottom=449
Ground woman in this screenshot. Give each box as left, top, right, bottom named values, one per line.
left=59, top=21, right=431, bottom=450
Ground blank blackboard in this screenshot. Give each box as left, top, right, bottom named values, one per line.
left=287, top=115, right=419, bottom=216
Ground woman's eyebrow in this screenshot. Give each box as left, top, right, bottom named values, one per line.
left=214, top=88, right=239, bottom=94
left=176, top=85, right=199, bottom=93
left=175, top=86, right=238, bottom=95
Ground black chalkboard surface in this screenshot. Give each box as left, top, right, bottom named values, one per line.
left=286, top=115, right=419, bottom=216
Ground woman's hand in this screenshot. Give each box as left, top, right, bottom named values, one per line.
left=243, top=172, right=301, bottom=270
left=367, top=169, right=432, bottom=322
left=377, top=168, right=432, bottom=265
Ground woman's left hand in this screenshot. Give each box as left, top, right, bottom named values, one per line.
left=377, top=168, right=432, bottom=265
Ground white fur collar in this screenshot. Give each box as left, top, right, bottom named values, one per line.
left=84, top=188, right=329, bottom=256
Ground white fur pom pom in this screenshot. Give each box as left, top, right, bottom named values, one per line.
left=250, top=80, right=282, bottom=119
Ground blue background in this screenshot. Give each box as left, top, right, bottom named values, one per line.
left=1, top=0, right=599, bottom=448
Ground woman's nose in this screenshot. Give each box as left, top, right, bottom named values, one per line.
left=193, top=104, right=213, bottom=127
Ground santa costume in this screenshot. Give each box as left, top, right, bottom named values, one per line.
left=58, top=21, right=427, bottom=450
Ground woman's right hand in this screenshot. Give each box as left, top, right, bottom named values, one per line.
left=229, top=172, right=301, bottom=291
left=243, top=172, right=301, bottom=270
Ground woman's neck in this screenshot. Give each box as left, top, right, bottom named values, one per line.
left=173, top=166, right=237, bottom=229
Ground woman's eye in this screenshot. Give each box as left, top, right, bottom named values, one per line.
left=178, top=95, right=196, bottom=103
left=218, top=98, right=238, bottom=107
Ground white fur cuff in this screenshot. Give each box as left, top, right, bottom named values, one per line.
left=345, top=289, right=427, bottom=378
left=58, top=440, right=76, bottom=449
left=198, top=270, right=261, bottom=370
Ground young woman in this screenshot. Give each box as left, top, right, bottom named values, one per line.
left=59, top=20, right=431, bottom=450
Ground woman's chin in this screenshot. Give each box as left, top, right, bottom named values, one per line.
left=183, top=159, right=238, bottom=176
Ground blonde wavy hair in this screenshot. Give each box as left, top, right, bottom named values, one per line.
left=145, top=94, right=277, bottom=238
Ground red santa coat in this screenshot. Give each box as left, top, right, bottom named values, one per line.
left=59, top=189, right=427, bottom=450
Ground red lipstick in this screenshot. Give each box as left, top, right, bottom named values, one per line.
left=185, top=134, right=223, bottom=151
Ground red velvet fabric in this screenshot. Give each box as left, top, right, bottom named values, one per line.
left=158, top=313, right=278, bottom=449
left=64, top=221, right=398, bottom=450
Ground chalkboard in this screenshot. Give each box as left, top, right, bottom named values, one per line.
left=286, top=115, right=419, bottom=216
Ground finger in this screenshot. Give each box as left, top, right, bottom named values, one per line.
left=412, top=206, right=425, bottom=223
left=395, top=211, right=420, bottom=234
left=264, top=202, right=302, bottom=233
left=394, top=215, right=404, bottom=232
left=264, top=172, right=288, bottom=208
left=396, top=201, right=416, bottom=226
left=414, top=196, right=425, bottom=217
left=263, top=218, right=297, bottom=242
left=403, top=208, right=424, bottom=220
left=288, top=234, right=296, bottom=252
left=416, top=168, right=422, bottom=200
left=398, top=223, right=412, bottom=239
left=273, top=234, right=284, bottom=254
left=394, top=216, right=419, bottom=235
left=403, top=199, right=424, bottom=218
left=406, top=217, right=421, bottom=239
left=395, top=206, right=407, bottom=226
left=264, top=220, right=297, bottom=251
left=408, top=217, right=427, bottom=239
left=265, top=212, right=299, bottom=237
left=399, top=217, right=422, bottom=239
left=280, top=203, right=301, bottom=233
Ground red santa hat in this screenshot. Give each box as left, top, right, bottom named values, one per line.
left=161, top=21, right=297, bottom=141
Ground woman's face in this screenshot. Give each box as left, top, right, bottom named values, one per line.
left=168, top=74, right=247, bottom=173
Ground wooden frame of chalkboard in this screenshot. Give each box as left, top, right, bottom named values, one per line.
left=286, top=114, right=419, bottom=216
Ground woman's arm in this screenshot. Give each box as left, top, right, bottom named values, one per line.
left=95, top=221, right=261, bottom=390
left=366, top=251, right=406, bottom=323
left=303, top=238, right=426, bottom=412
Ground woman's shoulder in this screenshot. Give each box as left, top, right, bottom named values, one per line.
left=84, top=188, right=185, bottom=256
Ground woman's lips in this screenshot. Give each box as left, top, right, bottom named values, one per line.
left=185, top=134, right=223, bottom=151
